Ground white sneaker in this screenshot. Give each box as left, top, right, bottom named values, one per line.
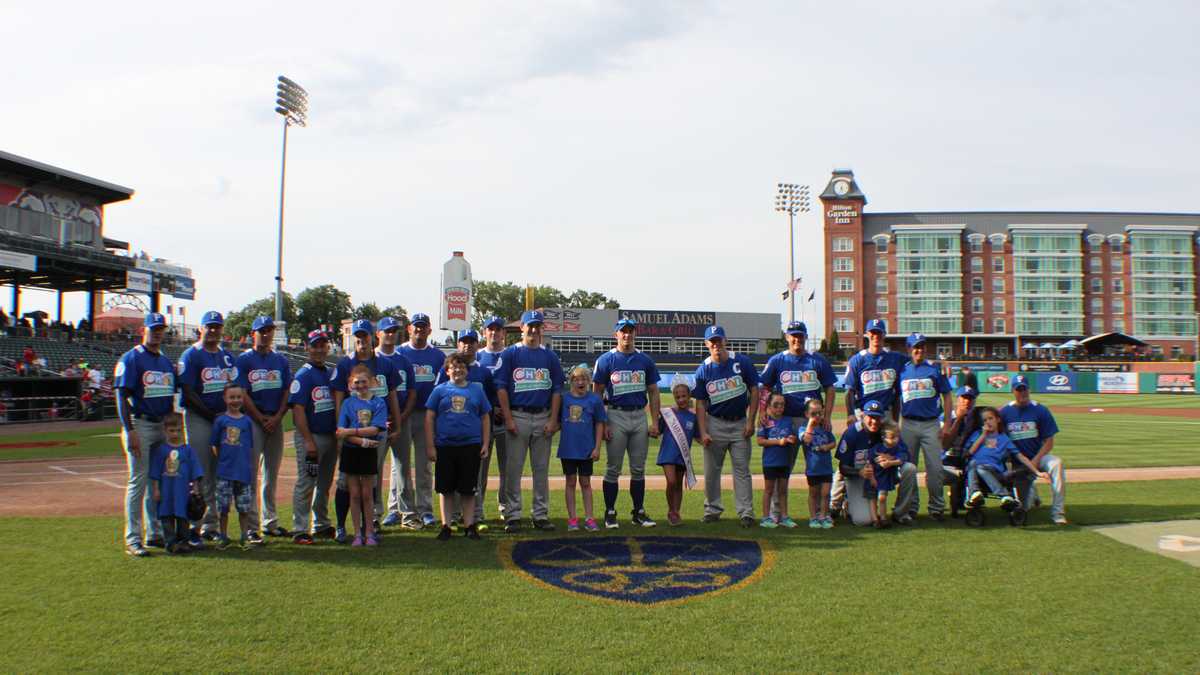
left=1052, top=515, right=1069, bottom=526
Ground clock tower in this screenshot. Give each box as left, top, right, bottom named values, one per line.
left=820, top=169, right=867, bottom=352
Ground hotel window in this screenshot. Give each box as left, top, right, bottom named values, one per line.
left=1171, top=345, right=1183, bottom=359
left=993, top=343, right=1009, bottom=356
left=1111, top=240, right=1123, bottom=253
left=1111, top=257, right=1123, bottom=273
left=969, top=239, right=983, bottom=253
left=1114, top=318, right=1125, bottom=333
left=1090, top=277, right=1102, bottom=293
left=993, top=257, right=1004, bottom=273
left=992, top=277, right=1005, bottom=293
left=1113, top=278, right=1124, bottom=293
left=1112, top=298, right=1124, bottom=314
left=876, top=239, right=889, bottom=253
left=834, top=257, right=854, bottom=272
left=992, top=297, right=1004, bottom=313
left=972, top=297, right=983, bottom=313
left=833, top=237, right=854, bottom=252
left=1090, top=257, right=1102, bottom=274
left=876, top=298, right=889, bottom=314
left=876, top=257, right=888, bottom=273
left=969, top=345, right=985, bottom=358
left=876, top=278, right=888, bottom=293
left=971, top=318, right=984, bottom=333
left=834, top=277, right=854, bottom=292
left=1090, top=297, right=1103, bottom=313
left=993, top=318, right=1006, bottom=333
left=1091, top=318, right=1104, bottom=334
left=971, top=257, right=983, bottom=273
left=971, top=277, right=983, bottom=293
left=834, top=318, right=854, bottom=333
left=834, top=298, right=854, bottom=312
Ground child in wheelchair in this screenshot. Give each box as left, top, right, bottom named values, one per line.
left=961, top=406, right=1049, bottom=526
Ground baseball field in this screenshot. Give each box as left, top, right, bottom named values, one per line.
left=1, top=392, right=1198, bottom=672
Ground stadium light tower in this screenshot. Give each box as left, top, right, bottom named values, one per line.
left=273, top=75, right=309, bottom=337
left=775, top=183, right=810, bottom=323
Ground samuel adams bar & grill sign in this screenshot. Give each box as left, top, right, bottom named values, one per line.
left=618, top=310, right=715, bottom=337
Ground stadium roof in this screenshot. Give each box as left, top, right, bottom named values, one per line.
left=0, top=150, right=134, bottom=204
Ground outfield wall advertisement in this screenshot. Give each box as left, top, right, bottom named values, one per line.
left=1035, top=372, right=1077, bottom=393
left=1098, top=372, right=1139, bottom=394
left=1156, top=373, right=1195, bottom=394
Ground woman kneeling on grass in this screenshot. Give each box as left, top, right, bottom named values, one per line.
left=657, top=374, right=698, bottom=526
left=425, top=352, right=492, bottom=541
left=757, top=393, right=798, bottom=528
left=336, top=365, right=387, bottom=547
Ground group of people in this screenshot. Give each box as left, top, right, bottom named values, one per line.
left=118, top=308, right=1068, bottom=557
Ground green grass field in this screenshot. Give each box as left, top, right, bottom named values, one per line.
left=1, top=480, right=1198, bottom=672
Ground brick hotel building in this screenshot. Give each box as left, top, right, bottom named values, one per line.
left=821, top=170, right=1200, bottom=359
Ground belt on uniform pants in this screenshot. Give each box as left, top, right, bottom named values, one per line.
left=903, top=415, right=938, bottom=422
left=607, top=405, right=643, bottom=411
left=512, top=406, right=548, bottom=414
left=133, top=414, right=163, bottom=423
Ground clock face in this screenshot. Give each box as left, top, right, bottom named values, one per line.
left=833, top=179, right=850, bottom=196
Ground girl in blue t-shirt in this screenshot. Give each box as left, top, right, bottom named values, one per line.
left=756, top=393, right=798, bottom=528
left=336, top=364, right=387, bottom=547
left=657, top=375, right=697, bottom=527
left=557, top=364, right=606, bottom=531
left=801, top=398, right=837, bottom=529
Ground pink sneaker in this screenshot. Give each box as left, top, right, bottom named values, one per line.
left=567, top=518, right=580, bottom=531
left=584, top=518, right=600, bottom=532
left=366, top=534, right=379, bottom=546
left=351, top=535, right=364, bottom=547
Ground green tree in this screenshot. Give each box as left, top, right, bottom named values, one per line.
left=818, top=338, right=829, bottom=355
left=472, top=280, right=524, bottom=328
left=380, top=304, right=408, bottom=319
left=296, top=285, right=353, bottom=336
left=828, top=329, right=842, bottom=360
left=565, top=289, right=620, bottom=309
left=766, top=337, right=787, bottom=353
left=533, top=285, right=567, bottom=309
left=225, top=293, right=297, bottom=341
left=353, top=302, right=382, bottom=322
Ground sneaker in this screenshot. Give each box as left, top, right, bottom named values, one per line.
left=1000, top=496, right=1018, bottom=512
left=125, top=543, right=151, bottom=558
left=504, top=519, right=521, bottom=533
left=967, top=491, right=984, bottom=508
left=215, top=535, right=232, bottom=550
left=436, top=525, right=452, bottom=541
left=293, top=532, right=314, bottom=545
left=145, top=537, right=165, bottom=549
left=334, top=528, right=347, bottom=544
left=401, top=519, right=423, bottom=531
left=584, top=518, right=601, bottom=531
left=702, top=513, right=720, bottom=523
left=421, top=514, right=437, bottom=528
left=245, top=531, right=266, bottom=546
left=201, top=531, right=220, bottom=542
left=475, top=522, right=489, bottom=533
left=759, top=517, right=778, bottom=529
left=351, top=535, right=364, bottom=547
left=929, top=512, right=945, bottom=522
left=808, top=518, right=821, bottom=529
left=366, top=534, right=379, bottom=546
left=892, top=514, right=914, bottom=526
left=780, top=517, right=799, bottom=529
left=465, top=525, right=481, bottom=540
left=567, top=518, right=580, bottom=532
left=820, top=517, right=833, bottom=529
left=1052, top=515, right=1069, bottom=526
left=740, top=516, right=755, bottom=528
left=314, top=525, right=337, bottom=539
left=264, top=526, right=290, bottom=537
left=631, top=510, right=657, bottom=528
left=532, top=519, right=555, bottom=531
left=187, top=534, right=205, bottom=550
left=604, top=511, right=619, bottom=529
left=382, top=512, right=403, bottom=527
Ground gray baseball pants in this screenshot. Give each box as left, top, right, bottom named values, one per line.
left=291, top=432, right=336, bottom=533
left=901, top=417, right=946, bottom=515
left=604, top=408, right=649, bottom=482
left=503, top=410, right=552, bottom=522
left=703, top=416, right=754, bottom=520
left=250, top=422, right=285, bottom=532
left=183, top=412, right=217, bottom=533
left=123, top=418, right=165, bottom=547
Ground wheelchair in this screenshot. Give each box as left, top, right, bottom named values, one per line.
left=959, top=462, right=1031, bottom=528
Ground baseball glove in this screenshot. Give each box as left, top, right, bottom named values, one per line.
left=186, top=490, right=206, bottom=522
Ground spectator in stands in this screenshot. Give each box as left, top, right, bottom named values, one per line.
left=63, top=361, right=81, bottom=378
left=87, top=363, right=102, bottom=393
left=0, top=308, right=9, bottom=334
left=21, top=344, right=37, bottom=376
left=76, top=317, right=90, bottom=334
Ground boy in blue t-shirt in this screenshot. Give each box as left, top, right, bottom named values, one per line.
left=557, top=364, right=607, bottom=532
left=424, top=352, right=492, bottom=541
left=657, top=374, right=697, bottom=527
left=800, top=399, right=836, bottom=529
left=965, top=407, right=1049, bottom=510
left=150, top=413, right=204, bottom=554
left=866, top=423, right=907, bottom=529
left=756, top=393, right=798, bottom=529
left=210, top=384, right=257, bottom=549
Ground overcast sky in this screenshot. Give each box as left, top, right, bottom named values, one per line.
left=5, top=1, right=1199, bottom=339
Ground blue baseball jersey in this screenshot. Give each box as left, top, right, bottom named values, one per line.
left=177, top=345, right=238, bottom=413
left=656, top=408, right=697, bottom=466
left=965, top=431, right=1020, bottom=472
left=835, top=423, right=876, bottom=473
left=845, top=349, right=909, bottom=412
left=338, top=395, right=388, bottom=437
left=759, top=351, right=836, bottom=417
left=114, top=345, right=176, bottom=417
left=376, top=348, right=416, bottom=409
left=898, top=360, right=951, bottom=419
left=692, top=352, right=760, bottom=419
left=235, top=349, right=291, bottom=415
left=867, top=441, right=904, bottom=492
left=210, top=414, right=254, bottom=483
left=802, top=427, right=836, bottom=476
left=557, top=391, right=607, bottom=460
left=592, top=349, right=660, bottom=408
left=492, top=344, right=564, bottom=409
left=149, top=441, right=203, bottom=519
left=400, top=343, right=446, bottom=410
left=999, top=401, right=1059, bottom=459
left=425, top=381, right=492, bottom=446
left=288, top=363, right=336, bottom=435
left=331, top=354, right=398, bottom=403
left=475, top=347, right=505, bottom=407
left=757, top=416, right=796, bottom=468
left=434, top=360, right=497, bottom=407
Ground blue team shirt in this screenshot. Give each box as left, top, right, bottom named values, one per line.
left=845, top=349, right=909, bottom=412
left=802, top=427, right=836, bottom=476
left=692, top=352, right=760, bottom=419
left=288, top=362, right=336, bottom=435
left=965, top=430, right=1020, bottom=472
left=433, top=360, right=497, bottom=405
left=177, top=344, right=238, bottom=413
left=835, top=423, right=876, bottom=473
left=757, top=417, right=797, bottom=468
left=867, top=441, right=905, bottom=491
left=400, top=344, right=446, bottom=410
left=592, top=349, right=660, bottom=408
left=338, top=395, right=388, bottom=439
left=114, top=345, right=176, bottom=417
left=235, top=349, right=291, bottom=415
left=475, top=348, right=505, bottom=407
left=492, top=344, right=564, bottom=409
left=759, top=351, right=836, bottom=417
left=557, top=391, right=607, bottom=460
left=656, top=408, right=697, bottom=466
left=425, top=382, right=492, bottom=446
left=149, top=442, right=203, bottom=519
left=210, top=414, right=254, bottom=483
left=898, top=360, right=951, bottom=419
left=331, top=354, right=399, bottom=404
left=376, top=348, right=416, bottom=409
left=998, top=402, right=1059, bottom=459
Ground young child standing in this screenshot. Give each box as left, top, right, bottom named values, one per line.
left=150, top=412, right=204, bottom=553
left=800, top=399, right=837, bottom=529
left=656, top=374, right=698, bottom=527
left=210, top=384, right=258, bottom=548
left=756, top=393, right=798, bottom=528
left=336, top=364, right=387, bottom=547
left=866, top=422, right=907, bottom=528
left=964, top=406, right=1048, bottom=509
left=425, top=352, right=492, bottom=540
left=556, top=364, right=606, bottom=532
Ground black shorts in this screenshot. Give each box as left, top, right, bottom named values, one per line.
left=561, top=458, right=594, bottom=476
left=806, top=474, right=833, bottom=487
left=435, top=444, right=482, bottom=496
left=763, top=466, right=791, bottom=480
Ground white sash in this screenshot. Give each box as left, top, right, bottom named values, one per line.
left=661, top=408, right=697, bottom=489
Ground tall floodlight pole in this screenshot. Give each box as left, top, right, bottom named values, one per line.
left=274, top=76, right=309, bottom=335
left=775, top=183, right=811, bottom=323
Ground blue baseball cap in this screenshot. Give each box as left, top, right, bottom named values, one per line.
left=352, top=319, right=374, bottom=335
left=704, top=325, right=726, bottom=341
left=785, top=321, right=808, bottom=336
left=955, top=385, right=977, bottom=399
left=521, top=310, right=544, bottom=326
left=143, top=312, right=166, bottom=328
left=410, top=313, right=431, bottom=327
left=484, top=316, right=505, bottom=329
left=458, top=329, right=479, bottom=342
left=614, top=318, right=637, bottom=331
left=251, top=315, right=274, bottom=332
left=377, top=316, right=400, bottom=332
left=862, top=400, right=885, bottom=418
left=1011, top=374, right=1030, bottom=391
left=864, top=319, right=887, bottom=335
left=306, top=329, right=328, bottom=345
left=906, top=332, right=927, bottom=348
left=201, top=310, right=224, bottom=326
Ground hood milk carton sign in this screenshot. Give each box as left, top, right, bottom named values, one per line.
left=441, top=251, right=473, bottom=331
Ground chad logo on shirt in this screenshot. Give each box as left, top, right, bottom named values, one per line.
left=779, top=370, right=819, bottom=394
left=248, top=369, right=281, bottom=392
left=860, top=369, right=897, bottom=395
left=706, top=376, right=746, bottom=405
left=610, top=370, right=646, bottom=396
left=513, top=367, right=552, bottom=392
left=142, top=370, right=174, bottom=398
left=1007, top=420, right=1038, bottom=441
left=414, top=365, right=435, bottom=383
left=901, top=378, right=935, bottom=402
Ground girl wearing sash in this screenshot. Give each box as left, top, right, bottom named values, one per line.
left=657, top=374, right=698, bottom=526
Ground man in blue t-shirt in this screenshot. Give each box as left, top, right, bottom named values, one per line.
left=592, top=317, right=662, bottom=529
left=288, top=330, right=338, bottom=543
left=116, top=313, right=176, bottom=556
left=897, top=333, right=952, bottom=520
left=692, top=326, right=760, bottom=527
left=1000, top=375, right=1068, bottom=525
left=474, top=316, right=509, bottom=522
left=235, top=316, right=293, bottom=538
left=493, top=310, right=565, bottom=532
left=374, top=316, right=418, bottom=529
left=177, top=310, right=239, bottom=538
left=844, top=319, right=909, bottom=422
left=395, top=313, right=446, bottom=528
